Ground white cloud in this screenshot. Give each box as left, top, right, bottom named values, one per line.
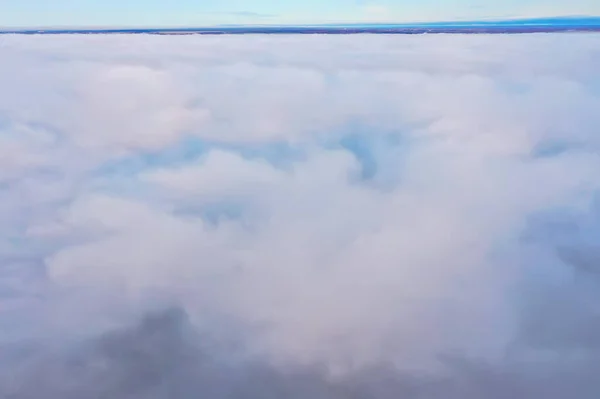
left=1, top=33, right=600, bottom=397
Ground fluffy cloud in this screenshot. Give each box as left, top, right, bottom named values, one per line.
left=1, top=33, right=600, bottom=397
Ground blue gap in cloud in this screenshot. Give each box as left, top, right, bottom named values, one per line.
left=93, top=135, right=306, bottom=225
left=530, top=129, right=590, bottom=159
left=330, top=121, right=407, bottom=184
left=0, top=114, right=11, bottom=132
left=193, top=202, right=245, bottom=225
left=0, top=113, right=66, bottom=147
left=94, top=136, right=208, bottom=177
left=95, top=135, right=306, bottom=177
left=532, top=141, right=580, bottom=158
left=339, top=133, right=379, bottom=180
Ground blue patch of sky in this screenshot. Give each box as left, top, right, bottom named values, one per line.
left=339, top=134, right=381, bottom=180
left=0, top=115, right=12, bottom=132
left=94, top=135, right=306, bottom=179
left=95, top=136, right=209, bottom=178
left=531, top=141, right=581, bottom=158
left=325, top=122, right=409, bottom=186
left=91, top=125, right=412, bottom=225
left=95, top=124, right=412, bottom=192
left=91, top=135, right=307, bottom=225
left=2, top=0, right=600, bottom=27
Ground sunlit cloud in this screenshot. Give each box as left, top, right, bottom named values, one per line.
left=1, top=33, right=600, bottom=397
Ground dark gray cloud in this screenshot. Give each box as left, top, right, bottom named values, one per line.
left=4, top=303, right=600, bottom=399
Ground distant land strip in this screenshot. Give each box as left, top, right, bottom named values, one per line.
left=2, top=17, right=600, bottom=35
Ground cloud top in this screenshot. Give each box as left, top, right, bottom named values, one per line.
left=1, top=33, right=600, bottom=397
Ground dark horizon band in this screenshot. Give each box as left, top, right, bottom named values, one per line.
left=2, top=16, right=600, bottom=35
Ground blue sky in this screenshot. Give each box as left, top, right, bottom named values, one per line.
left=2, top=0, right=600, bottom=27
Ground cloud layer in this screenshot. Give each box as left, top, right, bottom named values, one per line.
left=1, top=33, right=600, bottom=397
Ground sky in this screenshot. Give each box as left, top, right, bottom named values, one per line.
left=2, top=32, right=600, bottom=397
left=1, top=0, right=600, bottom=27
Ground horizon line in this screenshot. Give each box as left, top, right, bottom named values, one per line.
left=2, top=15, right=600, bottom=31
